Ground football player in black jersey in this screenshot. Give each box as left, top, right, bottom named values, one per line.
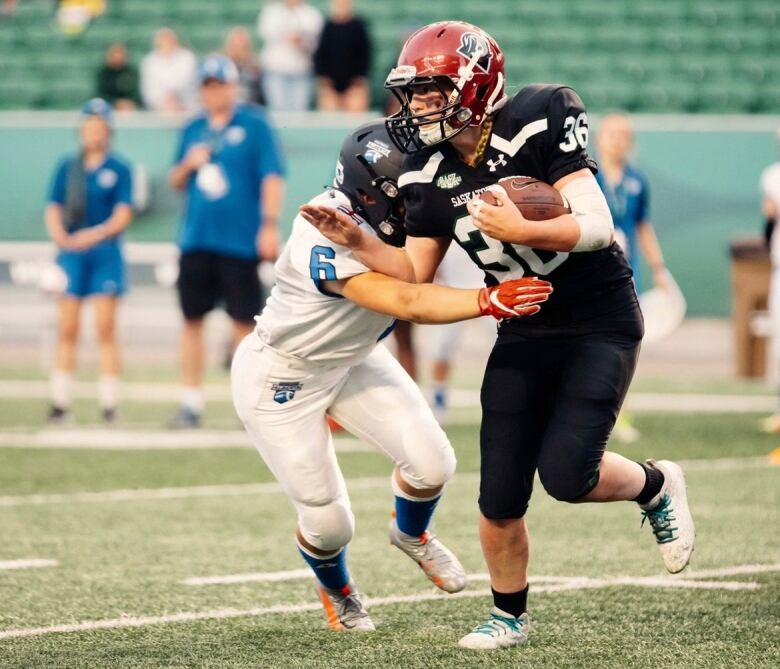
left=301, top=21, right=695, bottom=650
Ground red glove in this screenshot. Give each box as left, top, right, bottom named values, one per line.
left=478, top=277, right=553, bottom=320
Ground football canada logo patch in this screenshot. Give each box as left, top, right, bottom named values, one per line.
left=271, top=382, right=303, bottom=404
left=456, top=32, right=492, bottom=73
left=436, top=173, right=463, bottom=189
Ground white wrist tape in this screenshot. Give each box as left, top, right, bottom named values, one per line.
left=560, top=177, right=614, bottom=252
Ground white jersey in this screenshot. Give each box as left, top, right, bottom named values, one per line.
left=761, top=162, right=780, bottom=267
left=256, top=190, right=395, bottom=366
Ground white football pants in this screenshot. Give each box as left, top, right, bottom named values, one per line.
left=231, top=333, right=456, bottom=552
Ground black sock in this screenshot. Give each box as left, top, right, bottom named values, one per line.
left=491, top=585, right=528, bottom=618
left=633, top=462, right=665, bottom=505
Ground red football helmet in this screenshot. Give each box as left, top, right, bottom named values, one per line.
left=385, top=21, right=506, bottom=153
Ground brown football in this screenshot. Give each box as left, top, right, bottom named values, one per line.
left=480, top=176, right=571, bottom=221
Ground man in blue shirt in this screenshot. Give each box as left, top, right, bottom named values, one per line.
left=45, top=98, right=134, bottom=423
left=595, top=113, right=668, bottom=444
left=168, top=54, right=286, bottom=428
left=595, top=113, right=667, bottom=295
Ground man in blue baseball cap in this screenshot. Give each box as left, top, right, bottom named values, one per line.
left=168, top=54, right=286, bottom=428
left=44, top=97, right=134, bottom=424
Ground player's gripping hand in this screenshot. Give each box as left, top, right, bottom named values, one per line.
left=478, top=277, right=553, bottom=320
left=299, top=204, right=363, bottom=249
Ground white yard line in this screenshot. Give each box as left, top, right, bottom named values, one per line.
left=675, top=564, right=780, bottom=579
left=0, top=430, right=369, bottom=452
left=0, top=473, right=442, bottom=507
left=0, top=379, right=772, bottom=413
left=1, top=455, right=772, bottom=508
left=183, top=568, right=771, bottom=591
left=2, top=562, right=776, bottom=640
left=0, top=559, right=57, bottom=571
left=182, top=569, right=312, bottom=586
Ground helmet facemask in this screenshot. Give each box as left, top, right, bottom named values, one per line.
left=352, top=153, right=406, bottom=247
left=386, top=71, right=472, bottom=153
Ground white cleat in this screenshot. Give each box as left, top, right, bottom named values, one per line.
left=315, top=582, right=376, bottom=631
left=389, top=517, right=466, bottom=593
left=640, top=459, right=695, bottom=574
left=458, top=608, right=531, bottom=650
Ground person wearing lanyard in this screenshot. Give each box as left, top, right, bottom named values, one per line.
left=168, top=55, right=286, bottom=429
left=44, top=98, right=134, bottom=424
left=595, top=113, right=667, bottom=295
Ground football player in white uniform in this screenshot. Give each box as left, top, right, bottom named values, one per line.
left=231, top=121, right=552, bottom=632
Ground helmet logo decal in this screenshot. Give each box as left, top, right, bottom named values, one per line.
left=334, top=159, right=344, bottom=186
left=456, top=32, right=492, bottom=73
left=364, top=139, right=392, bottom=164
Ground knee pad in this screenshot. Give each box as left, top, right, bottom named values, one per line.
left=397, top=426, right=456, bottom=491
left=297, top=499, right=355, bottom=553
left=537, top=440, right=600, bottom=503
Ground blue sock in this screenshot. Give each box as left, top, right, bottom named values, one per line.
left=394, top=495, right=440, bottom=537
left=298, top=545, right=350, bottom=591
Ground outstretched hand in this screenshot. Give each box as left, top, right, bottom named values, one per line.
left=478, top=276, right=553, bottom=320
left=299, top=204, right=363, bottom=249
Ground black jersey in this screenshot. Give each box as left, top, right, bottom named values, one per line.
left=400, top=84, right=635, bottom=327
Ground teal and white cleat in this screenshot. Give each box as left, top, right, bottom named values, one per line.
left=640, top=459, right=695, bottom=574
left=458, top=608, right=531, bottom=650
left=389, top=517, right=466, bottom=593
left=315, top=583, right=376, bottom=632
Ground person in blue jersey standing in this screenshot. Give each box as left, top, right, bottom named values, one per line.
left=595, top=113, right=667, bottom=295
left=595, top=113, right=668, bottom=443
left=168, top=54, right=286, bottom=428
left=44, top=98, right=134, bottom=424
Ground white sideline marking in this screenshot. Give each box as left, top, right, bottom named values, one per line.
left=2, top=563, right=776, bottom=640
left=0, top=583, right=584, bottom=641
left=183, top=569, right=312, bottom=586
left=0, top=474, right=430, bottom=508
left=0, top=430, right=368, bottom=452
left=0, top=379, right=773, bottom=413
left=0, top=455, right=771, bottom=508
left=677, top=564, right=780, bottom=579
left=183, top=568, right=770, bottom=591
left=0, top=559, right=57, bottom=571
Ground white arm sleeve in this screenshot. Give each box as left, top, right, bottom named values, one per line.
left=559, top=176, right=614, bottom=252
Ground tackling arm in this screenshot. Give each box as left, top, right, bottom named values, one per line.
left=322, top=272, right=552, bottom=324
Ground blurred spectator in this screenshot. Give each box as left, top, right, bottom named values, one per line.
left=44, top=98, right=134, bottom=425
left=760, top=129, right=780, bottom=432
left=56, top=0, right=105, bottom=36
left=96, top=42, right=140, bottom=111
left=140, top=28, right=198, bottom=114
left=314, top=0, right=371, bottom=112
left=224, top=26, right=264, bottom=106
left=596, top=113, right=666, bottom=294
left=1, top=0, right=17, bottom=19
left=167, top=55, right=286, bottom=429
left=257, top=0, right=323, bottom=112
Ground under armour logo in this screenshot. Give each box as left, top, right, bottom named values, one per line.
left=487, top=154, right=507, bottom=172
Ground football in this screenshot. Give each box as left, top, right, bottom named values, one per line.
left=480, top=176, right=571, bottom=221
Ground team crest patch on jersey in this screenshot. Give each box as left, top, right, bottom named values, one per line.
left=97, top=169, right=118, bottom=189
left=271, top=382, right=303, bottom=404
left=456, top=32, right=492, bottom=73
left=436, top=173, right=463, bottom=189
left=226, top=126, right=246, bottom=145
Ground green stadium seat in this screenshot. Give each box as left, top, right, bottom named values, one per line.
left=712, top=29, right=771, bottom=54
left=689, top=2, right=746, bottom=28
left=578, top=82, right=638, bottom=112
left=696, top=82, right=760, bottom=113
left=634, top=82, right=698, bottom=113
left=0, top=78, right=45, bottom=108
left=591, top=25, right=654, bottom=53
left=745, top=2, right=780, bottom=27
left=628, top=5, right=687, bottom=26
left=755, top=85, right=780, bottom=113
